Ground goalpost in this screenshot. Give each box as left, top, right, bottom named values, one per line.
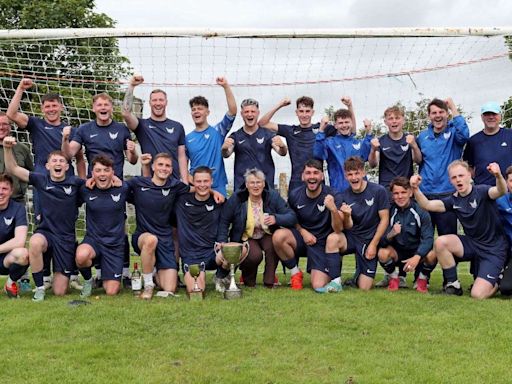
left=0, top=27, right=511, bottom=232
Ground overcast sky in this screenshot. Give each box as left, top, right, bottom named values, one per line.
left=95, top=0, right=512, bottom=29
left=94, top=0, right=512, bottom=183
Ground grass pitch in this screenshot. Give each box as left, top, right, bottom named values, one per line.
left=1, top=258, right=512, bottom=384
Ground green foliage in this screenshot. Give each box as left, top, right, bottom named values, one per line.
left=502, top=97, right=512, bottom=128
left=0, top=0, right=130, bottom=126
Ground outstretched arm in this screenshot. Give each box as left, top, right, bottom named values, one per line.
left=217, top=77, right=236, bottom=116
left=61, top=126, right=81, bottom=160
left=341, top=96, right=357, bottom=134
left=177, top=145, right=189, bottom=184
left=3, top=137, right=30, bottom=183
left=410, top=175, right=446, bottom=212
left=6, top=78, right=33, bottom=129
left=125, top=139, right=139, bottom=165
left=122, top=75, right=143, bottom=131
left=258, top=98, right=291, bottom=132
left=488, top=162, right=507, bottom=200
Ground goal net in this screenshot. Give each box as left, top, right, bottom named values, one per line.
left=0, top=27, right=511, bottom=233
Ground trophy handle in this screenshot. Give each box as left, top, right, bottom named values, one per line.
left=240, top=241, right=250, bottom=264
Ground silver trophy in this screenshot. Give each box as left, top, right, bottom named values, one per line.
left=215, top=242, right=249, bottom=300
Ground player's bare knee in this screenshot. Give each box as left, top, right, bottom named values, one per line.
left=105, top=285, right=120, bottom=296
left=377, top=248, right=390, bottom=262
left=142, top=234, right=158, bottom=251
left=272, top=229, right=288, bottom=247
left=13, top=248, right=29, bottom=265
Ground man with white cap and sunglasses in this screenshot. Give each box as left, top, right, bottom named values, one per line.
left=463, top=101, right=512, bottom=185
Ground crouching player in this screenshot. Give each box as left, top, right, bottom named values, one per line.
left=0, top=174, right=29, bottom=298
left=76, top=155, right=129, bottom=297
left=4, top=137, right=83, bottom=301
left=272, top=159, right=344, bottom=292
left=377, top=177, right=434, bottom=293
left=411, top=160, right=508, bottom=298
left=175, top=166, right=229, bottom=294
left=326, top=156, right=390, bottom=291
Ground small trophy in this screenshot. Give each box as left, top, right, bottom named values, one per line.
left=216, top=242, right=249, bottom=300
left=185, top=263, right=205, bottom=301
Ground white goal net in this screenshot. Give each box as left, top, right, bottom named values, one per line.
left=1, top=27, right=511, bottom=233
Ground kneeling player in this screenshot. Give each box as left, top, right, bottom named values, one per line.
left=76, top=155, right=129, bottom=297
left=4, top=137, right=83, bottom=301
left=0, top=174, right=29, bottom=298
left=411, top=160, right=508, bottom=299
left=377, top=177, right=434, bottom=292
left=326, top=156, right=389, bottom=291
left=273, top=159, right=344, bottom=292
left=175, top=167, right=228, bottom=294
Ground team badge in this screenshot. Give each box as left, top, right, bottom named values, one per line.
left=443, top=132, right=451, bottom=140
left=352, top=143, right=361, bottom=150
left=111, top=194, right=121, bottom=202
left=317, top=204, right=325, bottom=212
left=469, top=199, right=478, bottom=209
left=400, top=144, right=409, bottom=151
left=3, top=217, right=13, bottom=226
left=162, top=189, right=170, bottom=196
left=109, top=131, right=119, bottom=140
left=166, top=127, right=175, bottom=134
left=63, top=186, right=72, bottom=195
left=256, top=137, right=264, bottom=144
left=365, top=198, right=374, bottom=206
left=206, top=204, right=214, bottom=211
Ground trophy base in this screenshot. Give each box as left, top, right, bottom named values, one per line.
left=188, top=289, right=204, bottom=301
left=224, top=288, right=242, bottom=300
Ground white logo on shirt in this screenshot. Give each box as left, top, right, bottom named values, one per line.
left=44, top=126, right=53, bottom=130
left=141, top=187, right=150, bottom=192
left=293, top=130, right=301, bottom=135
left=352, top=143, right=361, bottom=150
left=297, top=204, right=306, bottom=209
left=162, top=189, right=170, bottom=196
left=63, top=186, right=72, bottom=195
left=453, top=205, right=461, bottom=209
left=348, top=203, right=356, bottom=207
left=45, top=186, right=55, bottom=190
left=401, top=144, right=409, bottom=152
left=166, top=127, right=174, bottom=134
left=443, top=132, right=451, bottom=140
left=335, top=145, right=341, bottom=149
left=185, top=202, right=194, bottom=207
left=366, top=269, right=375, bottom=274
left=111, top=194, right=121, bottom=202
left=365, top=198, right=374, bottom=206
left=148, top=124, right=157, bottom=129
left=90, top=133, right=99, bottom=138
left=507, top=208, right=512, bottom=212
left=109, top=132, right=119, bottom=140
left=469, top=199, right=478, bottom=209
left=238, top=140, right=246, bottom=144
left=89, top=196, right=98, bottom=201
left=114, top=273, right=122, bottom=278
left=256, top=137, right=264, bottom=144
left=382, top=147, right=391, bottom=151
left=317, top=204, right=325, bottom=212
left=204, top=134, right=210, bottom=139
left=501, top=142, right=508, bottom=147
left=3, top=217, right=13, bottom=226
left=206, top=204, right=214, bottom=211
left=188, top=138, right=196, bottom=143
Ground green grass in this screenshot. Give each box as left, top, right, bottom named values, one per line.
left=1, top=257, right=512, bottom=384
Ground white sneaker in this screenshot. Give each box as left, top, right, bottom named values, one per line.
left=70, top=277, right=83, bottom=290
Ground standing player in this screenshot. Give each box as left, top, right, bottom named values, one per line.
left=368, top=105, right=422, bottom=190
left=411, top=161, right=507, bottom=299
left=325, top=156, right=390, bottom=291
left=186, top=77, right=236, bottom=196
left=377, top=177, right=434, bottom=292
left=221, top=98, right=287, bottom=191
left=122, top=75, right=189, bottom=182
left=4, top=137, right=83, bottom=301
left=272, top=159, right=344, bottom=292
left=314, top=108, right=372, bottom=192
left=175, top=166, right=228, bottom=294
left=257, top=96, right=355, bottom=192
left=62, top=93, right=138, bottom=286
left=463, top=101, right=512, bottom=186
left=368, top=105, right=422, bottom=288
left=416, top=98, right=469, bottom=237
left=0, top=173, right=29, bottom=298
left=75, top=155, right=129, bottom=297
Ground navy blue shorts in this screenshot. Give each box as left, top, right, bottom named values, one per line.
left=458, top=235, right=507, bottom=285
left=82, top=235, right=124, bottom=281
left=342, top=232, right=377, bottom=279
left=388, top=244, right=418, bottom=262
left=181, top=251, right=218, bottom=274
left=132, top=232, right=177, bottom=270
left=36, top=230, right=76, bottom=277
left=0, top=253, right=9, bottom=275
left=291, top=228, right=329, bottom=274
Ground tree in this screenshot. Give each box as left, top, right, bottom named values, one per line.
left=0, top=0, right=130, bottom=125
